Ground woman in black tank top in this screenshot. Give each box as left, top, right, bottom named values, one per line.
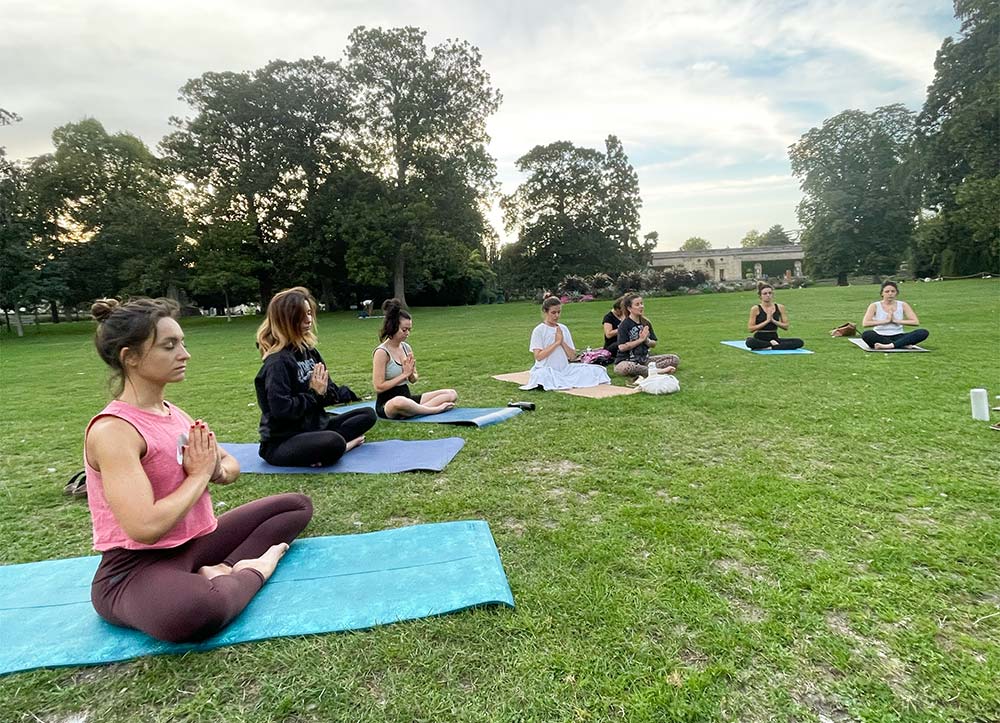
left=745, top=283, right=804, bottom=350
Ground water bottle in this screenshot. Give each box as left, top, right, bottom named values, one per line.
left=648, top=362, right=657, bottom=376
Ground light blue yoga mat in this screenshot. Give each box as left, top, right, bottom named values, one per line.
left=329, top=400, right=521, bottom=427
left=0, top=520, right=514, bottom=675
left=720, top=340, right=814, bottom=355
left=222, top=438, right=465, bottom=474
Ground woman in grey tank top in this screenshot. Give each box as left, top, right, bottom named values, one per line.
left=372, top=299, right=458, bottom=419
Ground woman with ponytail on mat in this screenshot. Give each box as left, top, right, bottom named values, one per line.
left=372, top=299, right=457, bottom=419
left=744, top=283, right=804, bottom=351
left=255, top=287, right=376, bottom=467
left=85, top=297, right=312, bottom=643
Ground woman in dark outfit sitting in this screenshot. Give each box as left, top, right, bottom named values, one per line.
left=255, top=287, right=376, bottom=467
left=745, top=283, right=804, bottom=350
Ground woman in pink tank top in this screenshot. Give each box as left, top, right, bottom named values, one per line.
left=85, top=297, right=313, bottom=643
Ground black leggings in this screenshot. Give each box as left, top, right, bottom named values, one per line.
left=862, top=329, right=929, bottom=348
left=745, top=333, right=804, bottom=350
left=260, top=408, right=377, bottom=467
left=91, top=493, right=313, bottom=643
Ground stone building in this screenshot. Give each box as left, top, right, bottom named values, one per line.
left=649, top=244, right=805, bottom=282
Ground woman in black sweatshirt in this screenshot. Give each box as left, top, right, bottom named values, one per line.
left=254, top=287, right=377, bottom=466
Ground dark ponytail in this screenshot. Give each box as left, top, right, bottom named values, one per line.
left=379, top=298, right=412, bottom=341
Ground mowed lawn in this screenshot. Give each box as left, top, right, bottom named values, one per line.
left=1, top=280, right=998, bottom=723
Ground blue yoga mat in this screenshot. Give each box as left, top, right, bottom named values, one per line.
left=329, top=400, right=521, bottom=427
left=222, top=438, right=465, bottom=474
left=0, top=520, right=514, bottom=675
left=720, top=340, right=814, bottom=355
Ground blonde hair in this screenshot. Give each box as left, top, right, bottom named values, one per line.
left=256, top=287, right=318, bottom=358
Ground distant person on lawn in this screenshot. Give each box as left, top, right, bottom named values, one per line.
left=744, top=283, right=804, bottom=350
left=85, top=297, right=312, bottom=643
left=255, top=287, right=376, bottom=467
left=372, top=298, right=458, bottom=418
left=861, top=281, right=930, bottom=350
left=614, top=293, right=680, bottom=377
left=525, top=296, right=611, bottom=390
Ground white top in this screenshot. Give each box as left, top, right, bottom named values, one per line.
left=524, top=322, right=610, bottom=390
left=872, top=302, right=904, bottom=335
left=529, top=323, right=574, bottom=370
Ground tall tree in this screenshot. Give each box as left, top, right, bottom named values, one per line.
left=603, top=135, right=653, bottom=267
left=344, top=26, right=502, bottom=305
left=760, top=224, right=792, bottom=246
left=501, top=141, right=613, bottom=291
left=0, top=110, right=41, bottom=334
left=680, top=236, right=711, bottom=251
left=790, top=104, right=918, bottom=284
left=26, top=119, right=187, bottom=314
left=741, top=229, right=763, bottom=248
left=162, top=58, right=351, bottom=304
left=913, top=0, right=999, bottom=275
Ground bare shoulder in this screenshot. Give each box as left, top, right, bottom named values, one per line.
left=86, top=416, right=145, bottom=470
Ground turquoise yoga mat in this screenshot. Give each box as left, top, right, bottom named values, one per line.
left=0, top=521, right=514, bottom=675
left=720, top=340, right=814, bottom=355
left=329, top=400, right=522, bottom=427
left=222, top=437, right=465, bottom=474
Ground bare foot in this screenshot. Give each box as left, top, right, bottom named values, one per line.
left=198, top=562, right=232, bottom=580
left=662, top=366, right=676, bottom=374
left=770, top=340, right=779, bottom=347
left=233, top=543, right=289, bottom=582
left=874, top=342, right=894, bottom=350
left=345, top=435, right=365, bottom=452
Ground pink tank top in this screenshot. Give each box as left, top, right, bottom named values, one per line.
left=85, top=400, right=218, bottom=551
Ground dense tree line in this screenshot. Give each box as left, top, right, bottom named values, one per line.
left=791, top=1, right=998, bottom=282
left=0, top=27, right=514, bottom=325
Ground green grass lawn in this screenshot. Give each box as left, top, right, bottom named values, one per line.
left=1, top=279, right=998, bottom=723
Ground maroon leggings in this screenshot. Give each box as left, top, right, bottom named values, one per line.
left=91, top=493, right=313, bottom=643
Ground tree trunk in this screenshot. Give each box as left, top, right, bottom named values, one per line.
left=49, top=301, right=60, bottom=324
left=837, top=272, right=849, bottom=286
left=13, top=309, right=24, bottom=337
left=393, top=250, right=407, bottom=307
left=223, top=290, right=231, bottom=322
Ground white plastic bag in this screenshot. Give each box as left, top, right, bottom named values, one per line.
left=636, top=373, right=680, bottom=395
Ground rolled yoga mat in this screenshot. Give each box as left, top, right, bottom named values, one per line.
left=221, top=437, right=465, bottom=474
left=0, top=520, right=514, bottom=675
left=720, top=340, right=814, bottom=355
left=329, top=400, right=521, bottom=427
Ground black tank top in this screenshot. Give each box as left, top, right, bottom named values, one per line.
left=754, top=304, right=781, bottom=332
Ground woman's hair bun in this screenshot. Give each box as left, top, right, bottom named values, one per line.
left=90, top=298, right=121, bottom=322
left=382, top=298, right=402, bottom=314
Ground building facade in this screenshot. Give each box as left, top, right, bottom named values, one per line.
left=650, top=245, right=805, bottom=282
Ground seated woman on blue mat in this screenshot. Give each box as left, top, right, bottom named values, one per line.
left=85, top=297, right=312, bottom=643
left=372, top=298, right=457, bottom=418
left=861, top=280, right=930, bottom=350
left=255, top=287, right=377, bottom=466
left=526, top=296, right=611, bottom=390
left=745, top=283, right=804, bottom=350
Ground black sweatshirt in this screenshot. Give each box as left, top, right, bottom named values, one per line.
left=255, top=347, right=356, bottom=443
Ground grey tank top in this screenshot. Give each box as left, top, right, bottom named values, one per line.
left=375, top=341, right=412, bottom=387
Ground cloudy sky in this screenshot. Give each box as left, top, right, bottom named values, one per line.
left=1, top=0, right=957, bottom=249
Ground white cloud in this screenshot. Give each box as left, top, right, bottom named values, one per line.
left=0, top=0, right=956, bottom=247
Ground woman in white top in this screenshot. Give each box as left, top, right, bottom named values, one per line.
left=524, top=297, right=611, bottom=390
left=372, top=299, right=457, bottom=418
left=861, top=281, right=929, bottom=350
